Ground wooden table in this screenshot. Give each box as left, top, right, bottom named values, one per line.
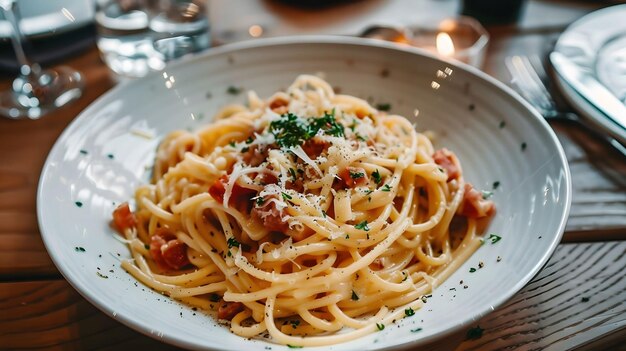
left=1, top=1, right=625, bottom=349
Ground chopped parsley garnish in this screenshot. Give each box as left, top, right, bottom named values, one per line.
left=245, top=136, right=254, bottom=144
left=355, top=220, right=370, bottom=231
left=356, top=133, right=367, bottom=141
left=269, top=110, right=344, bottom=148
left=287, top=345, right=302, bottom=349
left=229, top=141, right=236, bottom=147
left=322, top=210, right=327, bottom=218
left=79, top=149, right=88, bottom=155
left=270, top=113, right=305, bottom=148
left=376, top=103, right=391, bottom=111
left=107, top=154, right=114, bottom=159
left=404, top=308, right=415, bottom=317
left=227, top=237, right=240, bottom=248
left=96, top=272, right=109, bottom=279
left=499, top=121, right=506, bottom=129
left=466, top=325, right=484, bottom=340
left=209, top=293, right=220, bottom=302
left=481, top=190, right=493, bottom=199
left=75, top=201, right=83, bottom=207
left=74, top=247, right=86, bottom=252
left=581, top=296, right=590, bottom=302
left=144, top=244, right=150, bottom=250
left=351, top=290, right=359, bottom=300
left=349, top=171, right=365, bottom=180
left=227, top=86, right=242, bottom=95
left=349, top=118, right=358, bottom=131
left=411, top=328, right=423, bottom=333
left=241, top=146, right=249, bottom=153
left=309, top=109, right=344, bottom=138
left=493, top=181, right=500, bottom=189
left=469, top=267, right=477, bottom=273
left=256, top=197, right=265, bottom=206
left=381, top=184, right=392, bottom=192
left=521, top=142, right=527, bottom=151
left=372, top=169, right=382, bottom=184
left=488, top=234, right=502, bottom=244
left=282, top=192, right=293, bottom=201
left=289, top=168, right=297, bottom=182
left=289, top=320, right=300, bottom=329
left=364, top=189, right=373, bottom=195
left=376, top=323, right=385, bottom=331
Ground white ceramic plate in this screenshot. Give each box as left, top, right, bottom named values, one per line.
left=553, top=4, right=626, bottom=103
left=553, top=4, right=626, bottom=145
left=37, top=36, right=571, bottom=351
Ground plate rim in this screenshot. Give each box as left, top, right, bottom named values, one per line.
left=36, top=35, right=572, bottom=350
left=553, top=4, right=626, bottom=145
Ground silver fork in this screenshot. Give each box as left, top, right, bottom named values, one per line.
left=505, top=54, right=626, bottom=154
left=505, top=55, right=574, bottom=120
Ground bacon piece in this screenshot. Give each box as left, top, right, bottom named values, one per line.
left=338, top=167, right=369, bottom=188
left=218, top=301, right=244, bottom=320
left=242, top=145, right=269, bottom=167
left=209, top=174, right=256, bottom=205
left=252, top=196, right=289, bottom=233
left=433, top=148, right=460, bottom=181
left=269, top=97, right=289, bottom=115
left=302, top=136, right=329, bottom=158
left=112, top=202, right=137, bottom=233
left=460, top=183, right=495, bottom=218
left=256, top=172, right=278, bottom=186
left=149, top=228, right=190, bottom=270
left=269, top=97, right=288, bottom=110
left=371, top=258, right=384, bottom=270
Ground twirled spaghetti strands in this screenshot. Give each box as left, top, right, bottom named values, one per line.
left=112, top=75, right=495, bottom=347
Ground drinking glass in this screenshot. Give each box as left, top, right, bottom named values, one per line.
left=0, top=0, right=84, bottom=119
left=95, top=0, right=210, bottom=78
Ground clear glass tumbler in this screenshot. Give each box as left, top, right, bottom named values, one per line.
left=95, top=0, right=209, bottom=78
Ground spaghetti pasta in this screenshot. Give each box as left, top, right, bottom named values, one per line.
left=112, top=75, right=495, bottom=346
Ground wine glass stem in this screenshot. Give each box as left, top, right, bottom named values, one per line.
left=0, top=0, right=33, bottom=71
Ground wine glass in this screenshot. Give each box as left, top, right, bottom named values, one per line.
left=0, top=0, right=84, bottom=119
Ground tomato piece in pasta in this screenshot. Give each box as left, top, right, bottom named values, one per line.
left=112, top=202, right=137, bottom=233
left=460, top=183, right=495, bottom=218
left=252, top=195, right=289, bottom=233
left=339, top=167, right=369, bottom=188
left=218, top=301, right=244, bottom=321
left=433, top=148, right=460, bottom=181
left=209, top=174, right=257, bottom=205
left=149, top=229, right=190, bottom=270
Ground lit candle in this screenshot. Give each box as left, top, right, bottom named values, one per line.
left=436, top=32, right=455, bottom=57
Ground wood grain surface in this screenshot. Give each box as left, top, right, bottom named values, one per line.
left=0, top=0, right=625, bottom=349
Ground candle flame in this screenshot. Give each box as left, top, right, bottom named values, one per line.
left=436, top=32, right=455, bottom=57
left=249, top=25, right=263, bottom=38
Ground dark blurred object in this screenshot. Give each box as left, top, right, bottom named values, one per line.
left=0, top=24, right=96, bottom=74
left=273, top=0, right=365, bottom=9
left=461, top=0, right=526, bottom=25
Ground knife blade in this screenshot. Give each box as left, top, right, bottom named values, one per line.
left=550, top=51, right=626, bottom=131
